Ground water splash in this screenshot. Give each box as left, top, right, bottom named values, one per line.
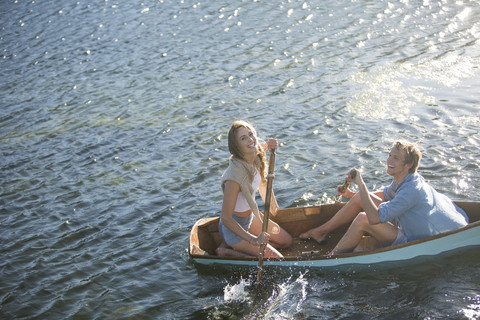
left=461, top=294, right=480, bottom=320
left=223, top=277, right=252, bottom=303
left=221, top=274, right=310, bottom=318
left=261, top=273, right=310, bottom=319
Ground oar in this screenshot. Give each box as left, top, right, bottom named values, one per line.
left=332, top=169, right=357, bottom=202
left=256, top=148, right=276, bottom=282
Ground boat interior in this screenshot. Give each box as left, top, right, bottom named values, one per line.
left=190, top=201, right=480, bottom=259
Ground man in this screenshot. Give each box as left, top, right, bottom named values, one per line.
left=301, top=140, right=468, bottom=255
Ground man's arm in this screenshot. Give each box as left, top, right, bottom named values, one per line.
left=349, top=169, right=381, bottom=225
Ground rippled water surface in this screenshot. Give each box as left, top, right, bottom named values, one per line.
left=1, top=0, right=479, bottom=319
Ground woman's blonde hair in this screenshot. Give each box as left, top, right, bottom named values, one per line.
left=227, top=120, right=266, bottom=180
left=393, top=140, right=422, bottom=174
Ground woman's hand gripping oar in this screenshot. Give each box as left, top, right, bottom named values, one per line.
left=256, top=149, right=276, bottom=282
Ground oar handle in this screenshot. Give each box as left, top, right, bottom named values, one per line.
left=338, top=180, right=351, bottom=194
left=340, top=168, right=357, bottom=191
left=334, top=169, right=357, bottom=202
left=257, top=149, right=276, bottom=282
left=261, top=150, right=276, bottom=232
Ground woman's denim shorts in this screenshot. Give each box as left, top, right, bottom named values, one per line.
left=219, top=214, right=254, bottom=246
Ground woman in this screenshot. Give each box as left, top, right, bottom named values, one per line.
left=216, top=120, right=293, bottom=258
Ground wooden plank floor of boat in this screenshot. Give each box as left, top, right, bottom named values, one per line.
left=279, top=233, right=346, bottom=258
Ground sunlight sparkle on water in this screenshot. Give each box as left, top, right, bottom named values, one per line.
left=346, top=52, right=476, bottom=120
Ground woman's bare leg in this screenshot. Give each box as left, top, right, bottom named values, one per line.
left=216, top=242, right=253, bottom=257
left=248, top=216, right=293, bottom=249
left=217, top=217, right=290, bottom=258
left=216, top=214, right=292, bottom=258
left=299, top=192, right=382, bottom=243
left=231, top=241, right=283, bottom=258
left=216, top=241, right=281, bottom=258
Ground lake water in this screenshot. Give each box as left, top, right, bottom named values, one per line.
left=1, top=0, right=479, bottom=319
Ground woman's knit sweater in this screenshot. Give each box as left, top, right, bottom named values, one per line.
left=221, top=157, right=279, bottom=234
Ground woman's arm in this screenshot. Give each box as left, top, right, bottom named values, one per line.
left=257, top=181, right=281, bottom=235
left=259, top=137, right=280, bottom=215
left=258, top=181, right=279, bottom=214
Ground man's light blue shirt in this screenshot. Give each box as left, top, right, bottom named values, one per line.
left=379, top=173, right=468, bottom=242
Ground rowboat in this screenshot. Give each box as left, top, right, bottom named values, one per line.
left=189, top=201, right=480, bottom=268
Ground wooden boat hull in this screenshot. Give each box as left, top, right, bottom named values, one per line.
left=189, top=201, right=480, bottom=268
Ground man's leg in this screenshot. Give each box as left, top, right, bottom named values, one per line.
left=329, top=212, right=398, bottom=255
left=299, top=192, right=382, bottom=243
